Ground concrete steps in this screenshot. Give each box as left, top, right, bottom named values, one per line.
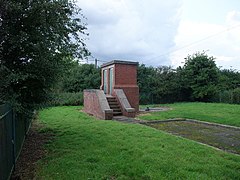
left=106, top=96, right=122, bottom=116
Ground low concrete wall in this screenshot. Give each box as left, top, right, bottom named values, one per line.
left=114, top=89, right=136, bottom=117
left=83, top=89, right=113, bottom=120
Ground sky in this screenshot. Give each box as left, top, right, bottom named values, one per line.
left=77, top=0, right=240, bottom=70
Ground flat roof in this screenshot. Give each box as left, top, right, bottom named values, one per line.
left=101, top=60, right=139, bottom=68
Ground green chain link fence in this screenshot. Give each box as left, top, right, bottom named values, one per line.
left=0, top=104, right=31, bottom=180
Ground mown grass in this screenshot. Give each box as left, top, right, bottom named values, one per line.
left=36, top=106, right=240, bottom=179
left=139, top=102, right=240, bottom=127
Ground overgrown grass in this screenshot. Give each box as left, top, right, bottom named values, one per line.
left=36, top=106, right=240, bottom=179
left=139, top=102, right=240, bottom=127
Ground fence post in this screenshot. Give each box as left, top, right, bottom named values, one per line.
left=12, top=108, right=16, bottom=172
left=0, top=105, right=3, bottom=180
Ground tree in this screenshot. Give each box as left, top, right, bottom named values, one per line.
left=218, top=69, right=240, bottom=90
left=137, top=65, right=181, bottom=104
left=58, top=63, right=101, bottom=93
left=153, top=66, right=181, bottom=103
left=137, top=64, right=156, bottom=104
left=181, top=51, right=219, bottom=101
left=0, top=0, right=89, bottom=112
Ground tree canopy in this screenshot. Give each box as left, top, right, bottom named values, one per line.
left=57, top=63, right=101, bottom=93
left=0, top=0, right=89, bottom=111
left=180, top=51, right=219, bottom=101
left=137, top=52, right=240, bottom=104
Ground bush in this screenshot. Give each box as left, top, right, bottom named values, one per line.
left=215, top=88, right=240, bottom=104
left=215, top=91, right=231, bottom=103
left=232, top=88, right=240, bottom=104
left=47, top=92, right=83, bottom=106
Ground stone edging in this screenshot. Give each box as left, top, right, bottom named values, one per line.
left=139, top=118, right=240, bottom=130
left=139, top=118, right=185, bottom=124
left=185, top=119, right=240, bottom=130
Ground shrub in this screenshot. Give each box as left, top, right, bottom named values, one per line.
left=215, top=88, right=240, bottom=104
left=47, top=92, right=83, bottom=106
left=232, top=88, right=240, bottom=104
left=217, top=91, right=232, bottom=103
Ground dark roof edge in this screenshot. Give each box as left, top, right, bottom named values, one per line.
left=101, top=60, right=139, bottom=68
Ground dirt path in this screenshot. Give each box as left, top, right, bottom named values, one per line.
left=11, top=120, right=53, bottom=180
left=147, top=120, right=240, bottom=155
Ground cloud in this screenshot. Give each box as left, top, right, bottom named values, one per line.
left=170, top=10, right=240, bottom=70
left=77, top=0, right=182, bottom=66
left=226, top=10, right=240, bottom=24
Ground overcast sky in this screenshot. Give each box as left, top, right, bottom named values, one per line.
left=77, top=0, right=240, bottom=70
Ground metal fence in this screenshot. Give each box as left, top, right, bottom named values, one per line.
left=0, top=104, right=31, bottom=180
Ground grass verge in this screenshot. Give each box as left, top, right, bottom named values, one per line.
left=36, top=106, right=240, bottom=179
left=139, top=102, right=240, bottom=127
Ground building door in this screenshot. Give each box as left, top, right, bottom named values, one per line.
left=109, top=68, right=113, bottom=95
left=103, top=70, right=107, bottom=94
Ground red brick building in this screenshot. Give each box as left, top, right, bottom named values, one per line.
left=84, top=60, right=139, bottom=119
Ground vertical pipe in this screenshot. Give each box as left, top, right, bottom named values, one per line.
left=95, top=59, right=97, bottom=68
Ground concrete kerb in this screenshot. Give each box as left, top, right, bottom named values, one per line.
left=185, top=119, right=240, bottom=130
left=139, top=118, right=186, bottom=125
left=138, top=118, right=240, bottom=130
left=126, top=108, right=135, bottom=112
left=139, top=107, right=172, bottom=113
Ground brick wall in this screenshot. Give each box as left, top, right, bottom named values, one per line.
left=114, top=63, right=139, bottom=112
left=84, top=90, right=103, bottom=119
left=114, top=63, right=137, bottom=85
left=83, top=89, right=113, bottom=120
left=114, top=86, right=139, bottom=112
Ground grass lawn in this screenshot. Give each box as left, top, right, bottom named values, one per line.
left=139, top=102, right=240, bottom=127
left=36, top=106, right=240, bottom=179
